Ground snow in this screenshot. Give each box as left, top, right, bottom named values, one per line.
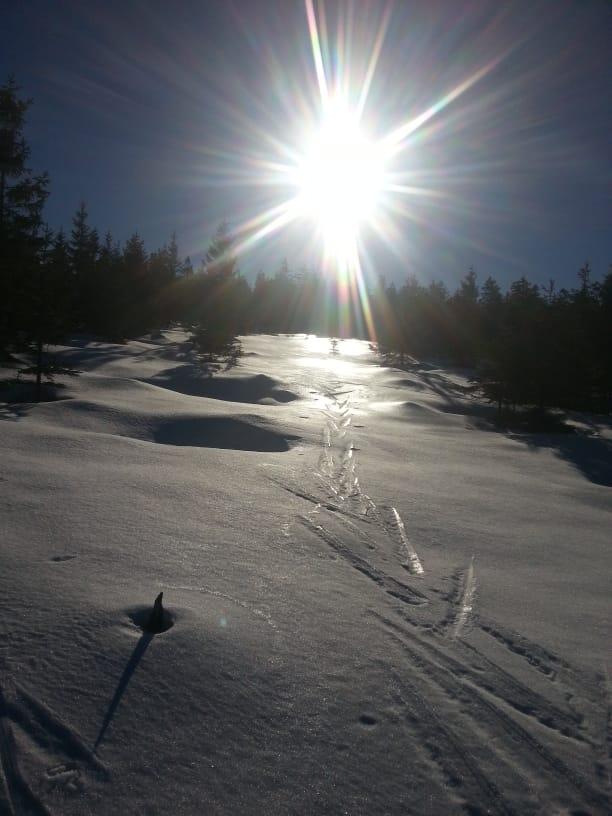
left=0, top=331, right=610, bottom=814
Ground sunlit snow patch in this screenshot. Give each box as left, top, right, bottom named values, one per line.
left=453, top=556, right=476, bottom=639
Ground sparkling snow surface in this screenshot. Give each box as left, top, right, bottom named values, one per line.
left=1, top=332, right=610, bottom=815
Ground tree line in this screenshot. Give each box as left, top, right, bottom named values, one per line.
left=372, top=266, right=612, bottom=415
left=1, top=77, right=611, bottom=413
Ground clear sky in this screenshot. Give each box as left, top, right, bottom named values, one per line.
left=2, top=0, right=611, bottom=291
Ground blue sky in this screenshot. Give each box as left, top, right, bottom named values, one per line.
left=2, top=0, right=611, bottom=291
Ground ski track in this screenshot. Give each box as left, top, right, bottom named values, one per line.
left=299, top=515, right=427, bottom=606
left=294, top=369, right=431, bottom=607
left=390, top=669, right=520, bottom=816
left=374, top=610, right=590, bottom=746
left=0, top=680, right=50, bottom=816
left=382, top=621, right=609, bottom=813
left=0, top=675, right=108, bottom=816
left=279, top=343, right=610, bottom=814
left=479, top=619, right=567, bottom=679
left=312, top=376, right=425, bottom=566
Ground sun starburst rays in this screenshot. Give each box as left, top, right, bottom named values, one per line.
left=194, top=0, right=511, bottom=336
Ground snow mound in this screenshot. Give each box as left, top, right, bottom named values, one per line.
left=146, top=368, right=298, bottom=404
left=400, top=400, right=448, bottom=420
left=30, top=400, right=300, bottom=451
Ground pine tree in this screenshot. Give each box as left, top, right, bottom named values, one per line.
left=69, top=201, right=99, bottom=330
left=95, top=230, right=123, bottom=338
left=0, top=76, right=50, bottom=357
left=480, top=276, right=502, bottom=308
left=0, top=76, right=30, bottom=237
left=479, top=276, right=503, bottom=353
left=189, top=223, right=242, bottom=366
left=599, top=267, right=612, bottom=411
left=18, top=227, right=78, bottom=400
left=148, top=234, right=181, bottom=330
left=180, top=255, right=193, bottom=278
left=450, top=267, right=480, bottom=365
left=485, top=277, right=545, bottom=412
left=121, top=232, right=149, bottom=336
left=203, top=221, right=235, bottom=278
left=457, top=266, right=479, bottom=303
left=578, top=261, right=591, bottom=296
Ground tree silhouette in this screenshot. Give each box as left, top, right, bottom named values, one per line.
left=0, top=76, right=50, bottom=359
left=186, top=223, right=246, bottom=366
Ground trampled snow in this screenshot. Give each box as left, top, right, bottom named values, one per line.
left=1, top=332, right=610, bottom=814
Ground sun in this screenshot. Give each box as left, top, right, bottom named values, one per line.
left=294, top=99, right=385, bottom=259
left=226, top=0, right=504, bottom=299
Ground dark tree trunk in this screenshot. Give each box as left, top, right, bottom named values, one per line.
left=35, top=335, right=43, bottom=402
left=0, top=168, right=5, bottom=236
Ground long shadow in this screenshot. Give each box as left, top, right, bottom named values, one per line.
left=469, top=410, right=612, bottom=487
left=412, top=371, right=612, bottom=488
left=153, top=416, right=299, bottom=451
left=0, top=381, right=69, bottom=421
left=420, top=370, right=479, bottom=401
left=94, top=632, right=153, bottom=751
left=55, top=337, right=195, bottom=372
left=416, top=371, right=493, bottom=419
left=512, top=431, right=612, bottom=488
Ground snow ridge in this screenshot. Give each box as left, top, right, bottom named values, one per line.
left=387, top=506, right=424, bottom=575
left=452, top=556, right=476, bottom=638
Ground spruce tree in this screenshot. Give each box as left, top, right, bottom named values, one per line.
left=121, top=232, right=149, bottom=336
left=450, top=267, right=480, bottom=365
left=18, top=227, right=78, bottom=400
left=203, top=221, right=235, bottom=277
left=0, top=76, right=50, bottom=358
left=69, top=201, right=99, bottom=330
left=189, top=223, right=242, bottom=366
left=95, top=230, right=123, bottom=338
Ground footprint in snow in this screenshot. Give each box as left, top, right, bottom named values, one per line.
left=359, top=714, right=378, bottom=727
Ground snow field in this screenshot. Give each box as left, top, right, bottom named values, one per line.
left=0, top=331, right=610, bottom=814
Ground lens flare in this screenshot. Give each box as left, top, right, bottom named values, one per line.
left=212, top=0, right=511, bottom=338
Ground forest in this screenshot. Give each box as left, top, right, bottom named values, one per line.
left=2, top=76, right=611, bottom=415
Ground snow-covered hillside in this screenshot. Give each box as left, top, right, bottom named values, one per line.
left=1, top=332, right=610, bottom=815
